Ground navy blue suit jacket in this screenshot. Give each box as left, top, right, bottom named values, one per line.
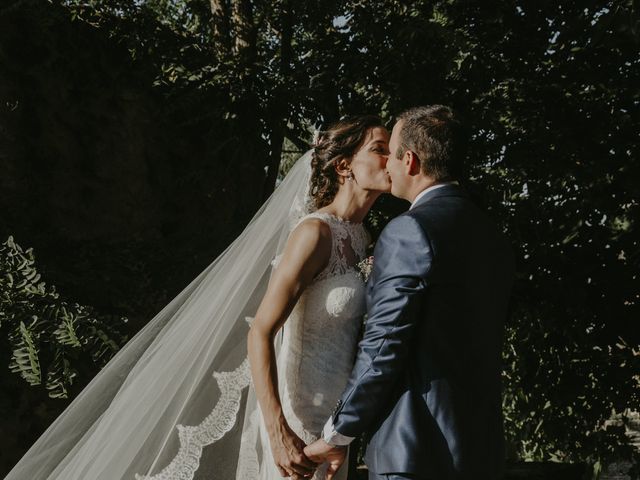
left=331, top=184, right=515, bottom=479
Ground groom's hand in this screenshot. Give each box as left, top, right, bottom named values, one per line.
left=304, top=439, right=347, bottom=480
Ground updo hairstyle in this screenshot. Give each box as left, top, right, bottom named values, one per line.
left=309, top=115, right=384, bottom=209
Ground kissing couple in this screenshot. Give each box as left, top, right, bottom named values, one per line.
left=6, top=105, right=514, bottom=480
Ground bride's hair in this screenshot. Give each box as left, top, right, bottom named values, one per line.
left=310, top=115, right=384, bottom=209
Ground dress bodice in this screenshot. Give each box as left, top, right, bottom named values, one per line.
left=303, top=212, right=370, bottom=282
left=295, top=212, right=370, bottom=320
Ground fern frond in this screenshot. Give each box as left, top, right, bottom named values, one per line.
left=1, top=236, right=127, bottom=398
left=46, top=350, right=78, bottom=399
left=10, top=319, right=42, bottom=385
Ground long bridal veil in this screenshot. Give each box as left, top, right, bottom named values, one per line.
left=6, top=151, right=316, bottom=480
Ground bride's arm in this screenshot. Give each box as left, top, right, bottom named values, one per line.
left=247, top=219, right=331, bottom=478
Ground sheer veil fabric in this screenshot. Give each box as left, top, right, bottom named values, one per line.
left=6, top=151, right=316, bottom=480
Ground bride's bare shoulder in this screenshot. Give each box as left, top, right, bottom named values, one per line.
left=264, top=217, right=331, bottom=283
left=289, top=216, right=332, bottom=251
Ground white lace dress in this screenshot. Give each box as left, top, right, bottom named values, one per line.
left=251, top=212, right=370, bottom=480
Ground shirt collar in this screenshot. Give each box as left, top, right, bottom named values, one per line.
left=409, top=181, right=458, bottom=210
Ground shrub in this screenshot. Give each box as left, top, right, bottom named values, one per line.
left=0, top=236, right=128, bottom=399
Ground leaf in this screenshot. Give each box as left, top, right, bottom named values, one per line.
left=9, top=321, right=42, bottom=386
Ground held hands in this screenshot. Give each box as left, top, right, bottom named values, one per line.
left=269, top=421, right=317, bottom=478
left=304, top=439, right=347, bottom=480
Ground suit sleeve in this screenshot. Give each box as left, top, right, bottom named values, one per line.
left=330, top=214, right=433, bottom=438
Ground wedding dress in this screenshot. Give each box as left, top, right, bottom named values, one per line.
left=5, top=151, right=370, bottom=480
left=239, top=212, right=369, bottom=480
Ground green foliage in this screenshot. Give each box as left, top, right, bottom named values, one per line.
left=503, top=311, right=640, bottom=474
left=1, top=0, right=638, bottom=474
left=0, top=236, right=128, bottom=399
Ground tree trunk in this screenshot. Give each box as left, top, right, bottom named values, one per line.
left=210, top=0, right=230, bottom=57
left=230, top=0, right=255, bottom=68
left=262, top=1, right=293, bottom=199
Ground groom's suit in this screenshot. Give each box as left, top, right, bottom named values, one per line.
left=327, top=184, right=515, bottom=480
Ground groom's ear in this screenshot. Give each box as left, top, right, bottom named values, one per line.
left=406, top=150, right=421, bottom=175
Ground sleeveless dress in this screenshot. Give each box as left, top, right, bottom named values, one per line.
left=239, top=212, right=370, bottom=480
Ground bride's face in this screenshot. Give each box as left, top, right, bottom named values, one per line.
left=348, top=126, right=391, bottom=193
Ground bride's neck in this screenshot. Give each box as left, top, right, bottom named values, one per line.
left=322, top=185, right=380, bottom=224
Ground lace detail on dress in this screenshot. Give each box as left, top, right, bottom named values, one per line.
left=135, top=319, right=254, bottom=480
left=295, top=213, right=369, bottom=282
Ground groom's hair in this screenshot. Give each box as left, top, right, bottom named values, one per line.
left=396, top=105, right=467, bottom=181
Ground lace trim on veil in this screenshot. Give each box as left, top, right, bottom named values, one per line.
left=135, top=319, right=254, bottom=480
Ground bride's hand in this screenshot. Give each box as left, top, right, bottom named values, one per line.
left=269, top=421, right=317, bottom=478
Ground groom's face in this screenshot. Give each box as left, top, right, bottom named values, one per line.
left=387, top=120, right=409, bottom=200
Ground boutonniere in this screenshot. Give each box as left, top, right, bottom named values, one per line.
left=356, top=256, right=374, bottom=282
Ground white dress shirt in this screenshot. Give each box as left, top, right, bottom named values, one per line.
left=322, top=415, right=354, bottom=446
left=322, top=181, right=459, bottom=446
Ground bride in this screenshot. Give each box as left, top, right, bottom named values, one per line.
left=5, top=115, right=390, bottom=480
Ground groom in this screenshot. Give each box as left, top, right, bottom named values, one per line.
left=305, top=105, right=515, bottom=480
